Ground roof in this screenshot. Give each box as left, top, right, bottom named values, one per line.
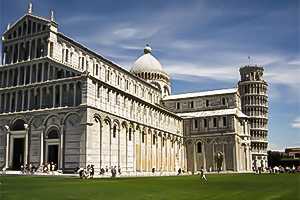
left=177, top=108, right=248, bottom=119
left=130, top=45, right=169, bottom=76
left=163, top=88, right=238, bottom=101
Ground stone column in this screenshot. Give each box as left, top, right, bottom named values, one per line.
left=53, top=85, right=56, bottom=107
left=12, top=69, right=15, bottom=86
left=203, top=140, right=206, bottom=170
left=4, top=93, right=7, bottom=113
left=40, top=128, right=45, bottom=165
left=9, top=92, right=12, bottom=112
left=73, top=82, right=76, bottom=106
left=23, top=66, right=27, bottom=85
left=5, top=126, right=10, bottom=168
left=29, top=64, right=33, bottom=83
left=47, top=64, right=50, bottom=81
left=6, top=70, right=9, bottom=86
left=193, top=141, right=197, bottom=172
left=222, top=141, right=226, bottom=171
left=132, top=126, right=136, bottom=172
left=35, top=64, right=38, bottom=83
left=99, top=122, right=103, bottom=170
left=24, top=124, right=29, bottom=165
left=52, top=66, right=56, bottom=80
left=28, top=40, right=32, bottom=60
left=139, top=129, right=142, bottom=171
left=41, top=63, right=44, bottom=82
left=17, top=67, right=20, bottom=85
left=27, top=90, right=30, bottom=110
left=34, top=39, right=37, bottom=59
left=11, top=45, right=15, bottom=64
left=17, top=43, right=21, bottom=63
left=161, top=135, right=163, bottom=171
left=14, top=91, right=18, bottom=112
left=1, top=70, right=4, bottom=86
left=59, top=84, right=62, bottom=107
left=59, top=125, right=65, bottom=169
left=39, top=87, right=43, bottom=109
left=21, top=90, right=24, bottom=111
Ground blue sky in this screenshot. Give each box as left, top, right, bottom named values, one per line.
left=1, top=0, right=299, bottom=151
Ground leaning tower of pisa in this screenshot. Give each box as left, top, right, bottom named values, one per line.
left=238, top=65, right=269, bottom=169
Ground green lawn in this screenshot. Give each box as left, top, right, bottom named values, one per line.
left=0, top=173, right=299, bottom=200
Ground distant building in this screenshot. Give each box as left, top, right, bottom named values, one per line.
left=0, top=4, right=268, bottom=173
left=282, top=147, right=300, bottom=160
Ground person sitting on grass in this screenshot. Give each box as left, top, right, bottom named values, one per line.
left=200, top=167, right=207, bottom=181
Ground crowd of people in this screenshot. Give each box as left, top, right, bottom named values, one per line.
left=252, top=165, right=300, bottom=174
left=76, top=165, right=123, bottom=179
left=20, top=162, right=57, bottom=174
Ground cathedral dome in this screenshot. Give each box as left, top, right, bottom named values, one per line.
left=130, top=44, right=168, bottom=75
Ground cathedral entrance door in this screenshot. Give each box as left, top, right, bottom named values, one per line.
left=217, top=158, right=223, bottom=170
left=48, top=144, right=59, bottom=165
left=214, top=151, right=223, bottom=171
left=12, top=138, right=24, bottom=169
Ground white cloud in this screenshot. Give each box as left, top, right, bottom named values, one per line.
left=291, top=117, right=300, bottom=129
left=113, top=28, right=137, bottom=39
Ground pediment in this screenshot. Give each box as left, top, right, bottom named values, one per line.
left=2, top=13, right=58, bottom=40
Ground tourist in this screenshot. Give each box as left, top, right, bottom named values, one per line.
left=22, top=164, right=28, bottom=174
left=118, top=165, right=121, bottom=174
left=178, top=168, right=181, bottom=175
left=31, top=164, right=36, bottom=174
left=90, top=165, right=94, bottom=178
left=200, top=167, right=207, bottom=181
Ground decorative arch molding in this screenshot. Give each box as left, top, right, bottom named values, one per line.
left=29, top=116, right=43, bottom=130
left=42, top=114, right=61, bottom=127
left=186, top=139, right=194, bottom=145
left=63, top=112, right=81, bottom=125
left=195, top=139, right=204, bottom=144
left=10, top=115, right=28, bottom=126
left=224, top=137, right=233, bottom=144
left=104, top=117, right=111, bottom=128
left=214, top=137, right=223, bottom=144
left=113, top=119, right=120, bottom=129
left=93, top=115, right=102, bottom=125
left=214, top=150, right=224, bottom=158
left=45, top=125, right=60, bottom=139
left=121, top=121, right=128, bottom=130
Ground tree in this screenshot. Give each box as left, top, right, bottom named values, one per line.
left=268, top=150, right=283, bottom=167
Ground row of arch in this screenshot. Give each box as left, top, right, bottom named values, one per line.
left=240, top=83, right=268, bottom=95
left=0, top=81, right=82, bottom=113
left=87, top=114, right=184, bottom=172
left=133, top=71, right=170, bottom=84
left=2, top=35, right=49, bottom=65
left=0, top=61, right=80, bottom=88
left=243, top=107, right=268, bottom=118
left=242, top=95, right=268, bottom=107
left=249, top=118, right=268, bottom=129
left=55, top=39, right=164, bottom=104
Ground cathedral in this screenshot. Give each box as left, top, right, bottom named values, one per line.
left=0, top=4, right=268, bottom=174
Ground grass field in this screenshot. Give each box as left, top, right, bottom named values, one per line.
left=0, top=173, right=299, bottom=200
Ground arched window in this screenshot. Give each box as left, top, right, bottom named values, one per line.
left=129, top=128, right=132, bottom=141
left=65, top=49, right=69, bottom=62
left=96, top=64, right=99, bottom=76
left=12, top=119, right=26, bottom=131
left=113, top=125, right=117, bottom=138
left=197, top=142, right=202, bottom=153
left=153, top=134, right=156, bottom=145
left=48, top=129, right=59, bottom=139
